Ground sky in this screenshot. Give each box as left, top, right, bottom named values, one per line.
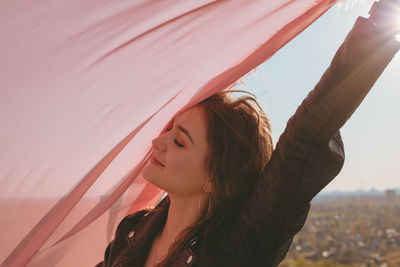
left=237, top=0, right=400, bottom=192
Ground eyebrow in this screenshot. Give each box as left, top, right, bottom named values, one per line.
left=176, top=123, right=195, bottom=145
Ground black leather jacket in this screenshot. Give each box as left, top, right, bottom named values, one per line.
left=96, top=17, right=400, bottom=267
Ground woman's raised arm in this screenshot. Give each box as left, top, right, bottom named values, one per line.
left=239, top=2, right=400, bottom=266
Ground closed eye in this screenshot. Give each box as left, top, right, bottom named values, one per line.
left=166, top=119, right=195, bottom=146
left=166, top=127, right=184, bottom=148
left=174, top=139, right=184, bottom=147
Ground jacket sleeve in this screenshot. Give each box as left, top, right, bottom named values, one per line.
left=239, top=17, right=400, bottom=266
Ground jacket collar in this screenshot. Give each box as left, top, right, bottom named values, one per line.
left=123, top=197, right=201, bottom=266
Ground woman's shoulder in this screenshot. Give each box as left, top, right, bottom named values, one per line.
left=115, top=198, right=169, bottom=237
left=115, top=209, right=153, bottom=236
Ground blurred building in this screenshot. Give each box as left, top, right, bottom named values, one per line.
left=385, top=189, right=396, bottom=204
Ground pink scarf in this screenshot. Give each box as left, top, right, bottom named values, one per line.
left=0, top=1, right=336, bottom=266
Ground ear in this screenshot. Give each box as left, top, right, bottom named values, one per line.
left=203, top=179, right=213, bottom=193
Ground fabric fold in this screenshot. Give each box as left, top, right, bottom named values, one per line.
left=0, top=1, right=336, bottom=266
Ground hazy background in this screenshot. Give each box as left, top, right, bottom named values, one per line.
left=238, top=0, right=400, bottom=193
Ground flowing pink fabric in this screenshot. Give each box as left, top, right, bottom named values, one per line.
left=0, top=0, right=337, bottom=266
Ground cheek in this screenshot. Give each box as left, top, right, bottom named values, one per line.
left=165, top=152, right=207, bottom=193
left=164, top=152, right=193, bottom=180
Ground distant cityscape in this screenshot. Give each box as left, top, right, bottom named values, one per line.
left=279, top=189, right=400, bottom=267
left=317, top=188, right=400, bottom=197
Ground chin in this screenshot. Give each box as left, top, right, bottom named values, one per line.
left=141, top=164, right=154, bottom=182
left=142, top=165, right=165, bottom=189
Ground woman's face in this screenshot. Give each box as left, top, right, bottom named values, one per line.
left=142, top=105, right=211, bottom=197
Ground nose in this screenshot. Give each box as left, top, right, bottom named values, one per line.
left=152, top=135, right=167, bottom=152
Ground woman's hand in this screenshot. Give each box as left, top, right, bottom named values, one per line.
left=368, top=0, right=400, bottom=35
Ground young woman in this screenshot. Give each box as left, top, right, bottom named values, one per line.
left=97, top=1, right=400, bottom=266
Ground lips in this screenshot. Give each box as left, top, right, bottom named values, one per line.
left=150, top=155, right=165, bottom=167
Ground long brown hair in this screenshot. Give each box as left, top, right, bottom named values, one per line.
left=155, top=89, right=274, bottom=266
